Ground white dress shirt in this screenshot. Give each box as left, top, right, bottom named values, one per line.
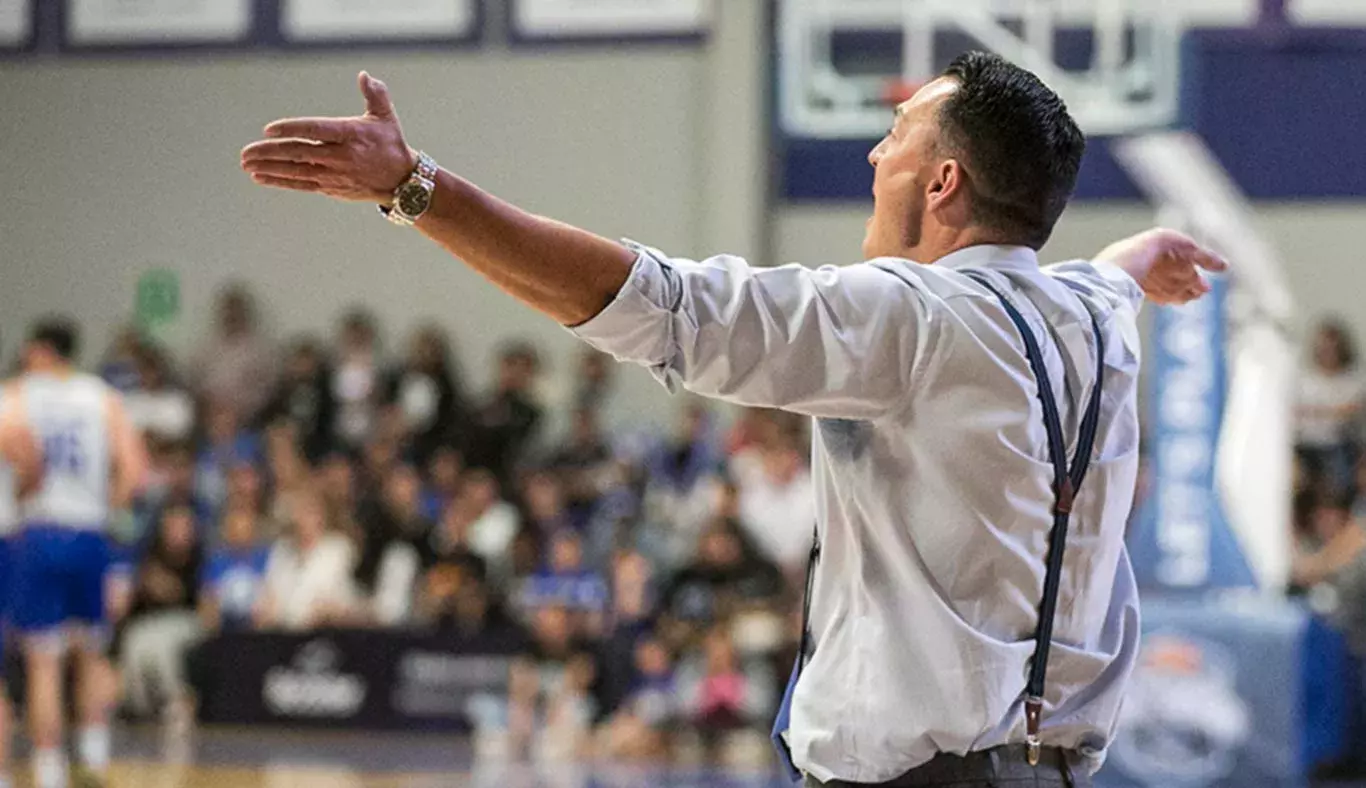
left=570, top=242, right=1144, bottom=783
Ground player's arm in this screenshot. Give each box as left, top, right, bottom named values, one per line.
left=105, top=390, right=149, bottom=510
left=0, top=391, right=42, bottom=498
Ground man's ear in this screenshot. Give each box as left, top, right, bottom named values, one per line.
left=927, top=159, right=970, bottom=223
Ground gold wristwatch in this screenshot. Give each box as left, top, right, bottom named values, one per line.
left=378, top=151, right=438, bottom=226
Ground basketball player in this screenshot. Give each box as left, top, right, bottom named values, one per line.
left=0, top=356, right=45, bottom=788
left=2, top=319, right=147, bottom=788
left=242, top=55, right=1225, bottom=785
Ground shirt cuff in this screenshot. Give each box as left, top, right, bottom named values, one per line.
left=566, top=240, right=682, bottom=391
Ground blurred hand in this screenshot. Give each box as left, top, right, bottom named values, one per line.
left=1094, top=228, right=1230, bottom=306
left=240, top=71, right=418, bottom=203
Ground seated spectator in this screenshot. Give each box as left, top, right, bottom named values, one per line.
left=640, top=402, right=723, bottom=569
left=432, top=469, right=519, bottom=575
left=388, top=323, right=470, bottom=467
left=134, top=441, right=200, bottom=539
left=355, top=464, right=429, bottom=627
left=572, top=348, right=615, bottom=413
left=657, top=517, right=785, bottom=653
left=1297, top=318, right=1365, bottom=495
left=595, top=550, right=657, bottom=718
left=98, top=325, right=144, bottom=393
left=519, top=530, right=609, bottom=636
left=466, top=341, right=544, bottom=492
left=199, top=505, right=270, bottom=633
left=421, top=445, right=464, bottom=523
left=596, top=635, right=676, bottom=761
left=263, top=336, right=336, bottom=463
left=316, top=449, right=361, bottom=541
left=521, top=469, right=573, bottom=536
left=677, top=627, right=770, bottom=763
left=119, top=504, right=206, bottom=719
left=123, top=342, right=195, bottom=446
left=221, top=461, right=281, bottom=542
left=547, top=408, right=615, bottom=528
left=417, top=555, right=521, bottom=643
left=195, top=399, right=263, bottom=515
left=507, top=605, right=598, bottom=761
left=331, top=307, right=384, bottom=450
left=255, top=488, right=359, bottom=631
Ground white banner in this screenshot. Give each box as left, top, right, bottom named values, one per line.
left=281, top=0, right=475, bottom=41
left=67, top=0, right=252, bottom=44
left=0, top=0, right=30, bottom=47
left=513, top=0, right=710, bottom=38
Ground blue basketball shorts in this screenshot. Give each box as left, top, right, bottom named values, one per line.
left=9, top=525, right=111, bottom=639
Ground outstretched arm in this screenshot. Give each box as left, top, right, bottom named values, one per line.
left=240, top=72, right=633, bottom=327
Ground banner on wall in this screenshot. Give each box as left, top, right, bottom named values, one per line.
left=66, top=0, right=252, bottom=45
left=280, top=0, right=476, bottom=42
left=0, top=0, right=29, bottom=47
left=512, top=0, right=711, bottom=39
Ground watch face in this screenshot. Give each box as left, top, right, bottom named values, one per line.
left=397, top=182, right=432, bottom=217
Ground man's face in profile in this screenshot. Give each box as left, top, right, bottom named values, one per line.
left=863, top=78, right=958, bottom=261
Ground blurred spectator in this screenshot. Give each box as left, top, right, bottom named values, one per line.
left=199, top=505, right=270, bottom=634
left=641, top=402, right=723, bottom=568
left=421, top=445, right=464, bottom=522
left=1297, top=318, right=1365, bottom=494
left=123, top=342, right=195, bottom=445
left=677, top=627, right=769, bottom=763
left=596, top=635, right=676, bottom=761
left=521, top=469, right=574, bottom=536
left=548, top=408, right=615, bottom=528
left=263, top=336, right=336, bottom=463
left=430, top=468, right=519, bottom=578
left=221, top=462, right=275, bottom=535
left=574, top=348, right=615, bottom=412
left=191, top=284, right=277, bottom=424
left=119, top=504, right=205, bottom=719
left=594, top=550, right=658, bottom=719
left=317, top=449, right=361, bottom=541
left=519, top=531, right=610, bottom=639
left=730, top=428, right=816, bottom=577
left=98, top=325, right=144, bottom=393
left=418, top=556, right=522, bottom=642
left=136, top=441, right=213, bottom=540
left=508, top=605, right=598, bottom=760
left=467, top=341, right=544, bottom=491
left=388, top=323, right=470, bottom=466
left=331, top=307, right=384, bottom=450
left=355, top=464, right=428, bottom=626
left=255, top=488, right=359, bottom=631
left=195, top=399, right=263, bottom=516
left=657, top=517, right=785, bottom=653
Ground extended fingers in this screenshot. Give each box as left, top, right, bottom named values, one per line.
left=241, top=139, right=345, bottom=166
left=242, top=160, right=338, bottom=182
left=249, top=173, right=323, bottom=193
left=263, top=117, right=352, bottom=143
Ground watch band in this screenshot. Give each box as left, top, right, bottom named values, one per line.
left=378, top=151, right=438, bottom=227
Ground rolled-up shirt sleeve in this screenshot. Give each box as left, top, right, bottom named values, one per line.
left=567, top=241, right=947, bottom=420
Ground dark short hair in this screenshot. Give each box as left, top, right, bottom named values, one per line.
left=28, top=316, right=80, bottom=361
left=938, top=51, right=1085, bottom=249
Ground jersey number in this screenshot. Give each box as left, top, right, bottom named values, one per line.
left=44, top=428, right=86, bottom=475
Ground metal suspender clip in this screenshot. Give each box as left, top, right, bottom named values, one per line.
left=1025, top=695, right=1044, bottom=766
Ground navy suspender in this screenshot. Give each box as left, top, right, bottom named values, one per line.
left=969, top=272, right=1106, bottom=765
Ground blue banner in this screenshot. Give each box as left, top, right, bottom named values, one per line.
left=1128, top=278, right=1258, bottom=592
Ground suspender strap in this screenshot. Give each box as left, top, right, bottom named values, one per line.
left=968, top=273, right=1106, bottom=767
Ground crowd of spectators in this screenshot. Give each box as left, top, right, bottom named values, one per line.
left=93, top=284, right=814, bottom=763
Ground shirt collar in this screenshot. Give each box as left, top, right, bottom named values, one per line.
left=931, top=244, right=1039, bottom=272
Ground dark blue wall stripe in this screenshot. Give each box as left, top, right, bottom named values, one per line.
left=780, top=26, right=1366, bottom=202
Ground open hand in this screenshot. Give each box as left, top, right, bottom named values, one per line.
left=240, top=71, right=417, bottom=203
left=1094, top=228, right=1230, bottom=306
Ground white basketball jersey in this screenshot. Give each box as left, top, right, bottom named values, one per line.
left=21, top=372, right=112, bottom=528
left=0, top=388, right=16, bottom=538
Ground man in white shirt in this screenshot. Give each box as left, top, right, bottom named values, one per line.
left=241, top=51, right=1225, bottom=787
